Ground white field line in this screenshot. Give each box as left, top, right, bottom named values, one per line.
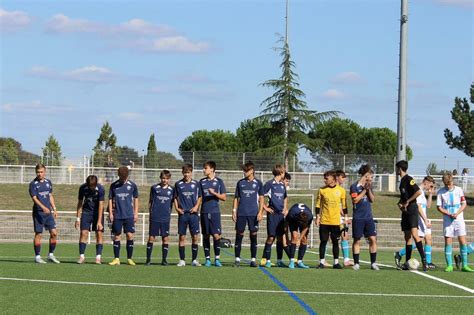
left=306, top=250, right=474, bottom=294
left=0, top=277, right=472, bottom=299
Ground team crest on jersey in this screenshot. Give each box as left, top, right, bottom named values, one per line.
left=410, top=180, right=416, bottom=186
left=46, top=183, right=50, bottom=188
left=212, top=182, right=217, bottom=186
left=191, top=184, right=195, bottom=189
left=167, top=191, right=171, bottom=195
left=335, top=191, right=340, bottom=196
left=252, top=183, right=257, bottom=188
left=127, top=186, right=131, bottom=190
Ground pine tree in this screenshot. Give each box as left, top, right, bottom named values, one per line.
left=145, top=133, right=159, bottom=169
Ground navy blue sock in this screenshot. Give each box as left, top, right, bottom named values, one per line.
left=250, top=234, right=258, bottom=259
left=263, top=243, right=272, bottom=260
left=283, top=245, right=290, bottom=259
left=298, top=244, right=307, bottom=261
left=113, top=240, right=120, bottom=258
left=203, top=237, right=211, bottom=259
left=146, top=242, right=153, bottom=261
left=179, top=246, right=185, bottom=260
left=79, top=242, right=86, bottom=255
left=235, top=234, right=244, bottom=258
left=276, top=241, right=283, bottom=260
left=34, top=242, right=41, bottom=256
left=192, top=244, right=198, bottom=261
left=213, top=238, right=221, bottom=257
left=162, top=244, right=169, bottom=261
left=289, top=244, right=297, bottom=259
left=370, top=252, right=377, bottom=264
left=354, top=253, right=360, bottom=264
left=415, top=241, right=425, bottom=260
left=126, top=240, right=134, bottom=259
left=96, top=244, right=103, bottom=256
left=49, top=240, right=57, bottom=254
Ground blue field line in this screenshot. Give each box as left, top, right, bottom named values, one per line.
left=221, top=249, right=317, bottom=315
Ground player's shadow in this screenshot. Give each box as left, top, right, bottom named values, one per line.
left=0, top=258, right=36, bottom=264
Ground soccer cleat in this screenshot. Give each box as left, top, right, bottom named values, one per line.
left=109, top=258, right=121, bottom=266
left=317, top=263, right=325, bottom=269
left=461, top=265, right=474, bottom=272
left=265, top=261, right=272, bottom=268
left=192, top=260, right=201, bottom=267
left=249, top=261, right=257, bottom=268
left=427, top=263, right=436, bottom=270
left=77, top=256, right=85, bottom=264
left=352, top=263, right=360, bottom=271
left=35, top=257, right=47, bottom=264
left=161, top=260, right=168, bottom=266
left=454, top=254, right=461, bottom=270
left=95, top=257, right=102, bottom=265
left=371, top=263, right=380, bottom=271
left=204, top=259, right=212, bottom=267
left=444, top=265, right=454, bottom=272
left=48, top=255, right=60, bottom=264
left=297, top=262, right=310, bottom=269
left=233, top=260, right=240, bottom=267
left=144, top=260, right=151, bottom=266
left=344, top=260, right=354, bottom=267
left=400, top=263, right=409, bottom=270
left=260, top=258, right=267, bottom=266
left=127, top=259, right=136, bottom=266
left=277, top=261, right=287, bottom=268
left=394, top=251, right=402, bottom=269
left=214, top=259, right=222, bottom=267
left=177, top=260, right=186, bottom=267
left=288, top=261, right=295, bottom=269
left=333, top=263, right=343, bottom=269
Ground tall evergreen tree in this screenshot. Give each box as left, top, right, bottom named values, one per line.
left=43, top=135, right=63, bottom=166
left=145, top=133, right=159, bottom=169
left=93, top=121, right=118, bottom=167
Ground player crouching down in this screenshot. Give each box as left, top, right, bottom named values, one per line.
left=286, top=203, right=313, bottom=269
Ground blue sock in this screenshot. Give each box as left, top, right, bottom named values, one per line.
left=79, top=242, right=86, bottom=255
left=49, top=240, right=56, bottom=254
left=96, top=244, right=103, bottom=256
left=445, top=244, right=452, bottom=266
left=467, top=243, right=474, bottom=255
left=341, top=240, right=350, bottom=259
left=126, top=240, right=134, bottom=259
left=425, top=245, right=432, bottom=264
left=461, top=244, right=468, bottom=267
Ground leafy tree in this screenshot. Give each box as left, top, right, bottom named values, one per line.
left=444, top=83, right=474, bottom=157
left=42, top=135, right=63, bottom=166
left=258, top=36, right=339, bottom=168
left=116, top=146, right=140, bottom=167
left=0, top=138, right=40, bottom=164
left=0, top=138, right=19, bottom=164
left=156, top=151, right=183, bottom=169
left=145, top=133, right=160, bottom=169
left=93, top=121, right=118, bottom=167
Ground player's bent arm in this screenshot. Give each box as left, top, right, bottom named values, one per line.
left=213, top=191, right=227, bottom=201
left=426, top=192, right=434, bottom=209
left=456, top=202, right=467, bottom=216
left=352, top=189, right=367, bottom=203
left=31, top=195, right=50, bottom=213
left=405, top=190, right=422, bottom=205
left=436, top=206, right=450, bottom=216
left=366, top=188, right=375, bottom=202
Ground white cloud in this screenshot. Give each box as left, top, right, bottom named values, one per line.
left=45, top=14, right=102, bottom=34
left=118, top=18, right=175, bottom=36
left=0, top=7, right=31, bottom=33
left=1, top=100, right=72, bottom=113
left=434, top=0, right=474, bottom=9
left=148, top=36, right=209, bottom=53
left=330, top=72, right=363, bottom=84
left=28, top=65, right=118, bottom=83
left=322, top=89, right=345, bottom=100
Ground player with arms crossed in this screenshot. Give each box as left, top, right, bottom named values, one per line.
left=108, top=166, right=139, bottom=266
left=30, top=164, right=60, bottom=264
left=232, top=161, right=264, bottom=267
left=200, top=161, right=227, bottom=267
left=175, top=164, right=202, bottom=267
left=146, top=170, right=174, bottom=266
left=76, top=175, right=105, bottom=264
left=286, top=203, right=313, bottom=269
left=437, top=173, right=473, bottom=272
left=396, top=160, right=427, bottom=271
left=260, top=164, right=288, bottom=268
left=316, top=170, right=348, bottom=269
left=350, top=165, right=378, bottom=271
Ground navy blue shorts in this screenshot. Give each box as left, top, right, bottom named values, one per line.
left=81, top=213, right=104, bottom=232
left=235, top=216, right=259, bottom=233
left=200, top=212, right=222, bottom=235
left=267, top=212, right=286, bottom=237
left=112, top=218, right=135, bottom=235
left=149, top=221, right=170, bottom=237
left=352, top=218, right=377, bottom=239
left=288, top=218, right=313, bottom=233
left=33, top=212, right=56, bottom=233
left=178, top=213, right=200, bottom=236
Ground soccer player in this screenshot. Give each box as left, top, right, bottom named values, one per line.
left=29, top=164, right=60, bottom=264
left=145, top=170, right=174, bottom=266
left=175, top=164, right=202, bottom=267
left=396, top=160, right=427, bottom=271
left=436, top=173, right=473, bottom=272
left=286, top=203, right=313, bottom=269
left=316, top=170, right=348, bottom=269
left=75, top=175, right=105, bottom=264
left=200, top=161, right=226, bottom=267
left=260, top=164, right=288, bottom=268
left=336, top=169, right=352, bottom=267
left=394, top=176, right=436, bottom=269
left=350, top=165, right=378, bottom=271
left=232, top=161, right=264, bottom=267
left=108, top=166, right=139, bottom=266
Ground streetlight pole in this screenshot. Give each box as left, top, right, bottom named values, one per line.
left=396, top=0, right=408, bottom=163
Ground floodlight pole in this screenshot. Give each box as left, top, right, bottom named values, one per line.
left=396, top=0, right=408, bottom=163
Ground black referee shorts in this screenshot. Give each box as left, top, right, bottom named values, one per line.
left=401, top=203, right=419, bottom=232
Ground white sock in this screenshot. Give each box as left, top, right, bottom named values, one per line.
left=297, top=260, right=302, bottom=264
left=96, top=254, right=101, bottom=259
left=49, top=253, right=54, bottom=257
left=290, top=258, right=295, bottom=262
left=235, top=257, right=241, bottom=262
left=320, top=259, right=326, bottom=264
left=35, top=255, right=41, bottom=259
left=334, top=259, right=339, bottom=264
left=80, top=254, right=85, bottom=258
left=215, top=256, right=220, bottom=259
left=251, top=257, right=256, bottom=262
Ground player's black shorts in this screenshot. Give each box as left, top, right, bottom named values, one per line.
left=149, top=221, right=170, bottom=237
left=235, top=216, right=259, bottom=233
left=287, top=218, right=313, bottom=233
left=33, top=211, right=56, bottom=233
left=267, top=212, right=286, bottom=237
left=81, top=212, right=104, bottom=232
left=319, top=224, right=341, bottom=242
left=401, top=203, right=419, bottom=231
left=200, top=212, right=221, bottom=235
left=178, top=213, right=200, bottom=236
left=352, top=218, right=376, bottom=239
left=112, top=218, right=135, bottom=235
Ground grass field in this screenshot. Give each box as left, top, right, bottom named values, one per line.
left=1, top=183, right=473, bottom=219
left=0, top=243, right=473, bottom=314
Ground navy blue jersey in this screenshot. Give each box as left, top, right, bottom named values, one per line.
left=235, top=178, right=264, bottom=216
left=78, top=183, right=105, bottom=214
left=287, top=203, right=313, bottom=223
left=29, top=177, right=53, bottom=213
left=200, top=177, right=226, bottom=214
left=149, top=184, right=174, bottom=222
left=263, top=179, right=287, bottom=213
left=350, top=183, right=373, bottom=220
left=174, top=179, right=201, bottom=213
left=109, top=180, right=138, bottom=219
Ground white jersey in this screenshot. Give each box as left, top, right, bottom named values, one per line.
left=436, top=186, right=466, bottom=225
left=416, top=192, right=428, bottom=217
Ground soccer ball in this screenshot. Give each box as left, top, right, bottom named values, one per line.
left=407, top=258, right=420, bottom=270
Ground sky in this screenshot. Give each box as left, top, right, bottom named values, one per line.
left=0, top=0, right=473, bottom=173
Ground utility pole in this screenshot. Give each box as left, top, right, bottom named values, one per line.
left=396, top=0, right=408, bottom=163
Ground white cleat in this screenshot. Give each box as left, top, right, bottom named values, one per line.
left=177, top=260, right=186, bottom=267
left=192, top=260, right=201, bottom=267
left=352, top=263, right=360, bottom=271
left=77, top=256, right=85, bottom=264
left=35, top=257, right=47, bottom=264
left=48, top=255, right=61, bottom=264
left=371, top=263, right=380, bottom=271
